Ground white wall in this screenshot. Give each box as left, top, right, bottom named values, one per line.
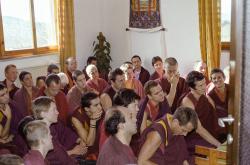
left=74, top=0, right=102, bottom=70
left=99, top=0, right=201, bottom=76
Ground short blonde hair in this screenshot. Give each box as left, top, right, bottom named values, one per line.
left=32, top=96, right=54, bottom=119
left=24, top=120, right=49, bottom=148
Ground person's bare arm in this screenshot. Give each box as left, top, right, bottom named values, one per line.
left=196, top=120, right=221, bottom=147
left=100, top=93, right=112, bottom=112
left=72, top=117, right=96, bottom=146
left=140, top=111, right=148, bottom=133
left=182, top=97, right=221, bottom=147
left=138, top=131, right=162, bottom=165
left=166, top=74, right=179, bottom=106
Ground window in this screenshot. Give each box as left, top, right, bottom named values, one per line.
left=221, top=0, right=231, bottom=50
left=0, top=0, right=58, bottom=59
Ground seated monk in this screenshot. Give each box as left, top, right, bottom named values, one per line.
left=156, top=57, right=189, bottom=112
left=100, top=68, right=125, bottom=111
left=120, top=62, right=145, bottom=98
left=71, top=92, right=103, bottom=161
left=32, top=96, right=87, bottom=165
left=138, top=107, right=198, bottom=165
left=137, top=80, right=178, bottom=135
left=97, top=106, right=137, bottom=165
left=207, top=68, right=229, bottom=142
left=13, top=71, right=39, bottom=117
left=99, top=89, right=140, bottom=154
left=37, top=74, right=69, bottom=125
left=180, top=71, right=222, bottom=162
left=23, top=120, right=53, bottom=165
left=149, top=56, right=165, bottom=80
left=67, top=70, right=95, bottom=114
left=131, top=55, right=150, bottom=86
left=86, top=64, right=108, bottom=95
left=1, top=64, right=19, bottom=100
left=0, top=83, right=22, bottom=156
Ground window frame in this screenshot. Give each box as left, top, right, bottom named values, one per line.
left=0, top=0, right=58, bottom=59
left=221, top=0, right=231, bottom=51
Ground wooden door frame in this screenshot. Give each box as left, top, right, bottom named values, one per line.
left=227, top=0, right=243, bottom=164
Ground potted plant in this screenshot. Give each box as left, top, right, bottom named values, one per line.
left=93, top=32, right=112, bottom=79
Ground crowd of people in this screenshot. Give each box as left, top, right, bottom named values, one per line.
left=0, top=55, right=229, bottom=165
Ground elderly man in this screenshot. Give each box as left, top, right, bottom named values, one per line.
left=1, top=64, right=19, bottom=99
left=65, top=57, right=78, bottom=89
left=156, top=57, right=189, bottom=112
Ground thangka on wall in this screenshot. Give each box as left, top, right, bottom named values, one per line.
left=129, top=0, right=161, bottom=29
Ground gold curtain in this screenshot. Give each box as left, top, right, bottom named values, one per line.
left=57, top=0, right=76, bottom=72
left=198, top=0, right=221, bottom=76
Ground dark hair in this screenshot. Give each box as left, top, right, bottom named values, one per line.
left=19, top=71, right=31, bottom=82
left=105, top=109, right=125, bottom=135
left=173, top=106, right=198, bottom=130
left=45, top=74, right=60, bottom=86
left=81, top=92, right=99, bottom=108
left=72, top=70, right=84, bottom=81
left=4, top=64, right=16, bottom=74
left=210, top=68, right=225, bottom=79
left=151, top=56, right=162, bottom=66
left=186, top=71, right=204, bottom=89
left=131, top=55, right=141, bottom=61
left=165, top=57, right=178, bottom=65
left=108, top=68, right=124, bottom=82
left=0, top=154, right=24, bottom=165
left=113, top=88, right=140, bottom=107
left=144, top=80, right=159, bottom=95
left=18, top=116, right=35, bottom=139
left=47, top=64, right=59, bottom=74
left=87, top=56, right=97, bottom=65
left=36, top=76, right=46, bottom=82
left=0, top=83, right=6, bottom=91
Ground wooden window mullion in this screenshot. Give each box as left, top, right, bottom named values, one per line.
left=30, top=0, right=37, bottom=53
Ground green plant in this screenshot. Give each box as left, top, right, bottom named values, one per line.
left=93, top=32, right=112, bottom=76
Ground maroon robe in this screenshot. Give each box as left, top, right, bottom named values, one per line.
left=86, top=78, right=108, bottom=95
left=149, top=71, right=161, bottom=80
left=97, top=136, right=137, bottom=165
left=183, top=92, right=221, bottom=157
left=139, top=114, right=188, bottom=165
left=1, top=79, right=19, bottom=100
left=208, top=84, right=229, bottom=142
left=71, top=109, right=103, bottom=160
left=156, top=77, right=189, bottom=112
left=13, top=86, right=39, bottom=117
left=134, top=66, right=150, bottom=86
left=67, top=85, right=94, bottom=114
left=0, top=104, right=23, bottom=156
left=45, top=122, right=78, bottom=165
left=66, top=70, right=74, bottom=91
left=37, top=88, right=69, bottom=125
left=24, top=150, right=47, bottom=165
left=103, top=86, right=116, bottom=101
